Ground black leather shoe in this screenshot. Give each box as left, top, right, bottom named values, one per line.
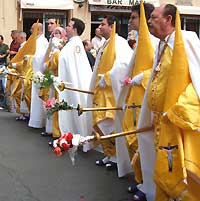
left=133, top=190, right=147, bottom=201
left=48, top=140, right=54, bottom=147
left=128, top=183, right=138, bottom=193
left=105, top=161, right=117, bottom=170
left=95, top=159, right=107, bottom=166
left=41, top=132, right=52, bottom=137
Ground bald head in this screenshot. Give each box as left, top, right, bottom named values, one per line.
left=30, top=23, right=43, bottom=35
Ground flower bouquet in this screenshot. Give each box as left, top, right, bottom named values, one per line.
left=32, top=71, right=54, bottom=89
left=44, top=98, right=75, bottom=118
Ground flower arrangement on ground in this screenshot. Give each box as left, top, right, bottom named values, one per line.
left=53, top=132, right=74, bottom=156
left=52, top=132, right=90, bottom=165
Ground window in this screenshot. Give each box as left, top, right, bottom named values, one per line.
left=181, top=16, right=200, bottom=38
left=23, top=10, right=67, bottom=40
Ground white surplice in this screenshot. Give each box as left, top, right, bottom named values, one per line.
left=58, top=36, right=92, bottom=150
left=28, top=34, right=48, bottom=128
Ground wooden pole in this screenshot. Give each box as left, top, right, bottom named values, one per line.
left=77, top=104, right=141, bottom=116
left=6, top=72, right=25, bottom=79
left=64, top=86, right=94, bottom=95
left=57, top=83, right=94, bottom=95
left=95, top=126, right=154, bottom=141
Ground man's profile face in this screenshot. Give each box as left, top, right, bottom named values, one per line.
left=65, top=20, right=75, bottom=39
left=48, top=19, right=57, bottom=33
left=148, top=6, right=167, bottom=39
left=99, top=18, right=112, bottom=39
left=129, top=11, right=140, bottom=31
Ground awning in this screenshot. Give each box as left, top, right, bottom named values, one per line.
left=20, top=0, right=74, bottom=10
left=177, top=5, right=200, bottom=15
left=88, top=0, right=159, bottom=7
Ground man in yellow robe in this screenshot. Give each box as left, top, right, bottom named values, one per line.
left=10, top=31, right=29, bottom=120
left=88, top=16, right=133, bottom=176
left=135, top=4, right=200, bottom=201
left=117, top=2, right=158, bottom=188
left=28, top=23, right=48, bottom=128
left=9, top=25, right=38, bottom=118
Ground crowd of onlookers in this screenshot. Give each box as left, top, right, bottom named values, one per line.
left=0, top=30, right=20, bottom=108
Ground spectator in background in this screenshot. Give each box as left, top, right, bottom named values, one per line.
left=91, top=27, right=106, bottom=57
left=0, top=35, right=9, bottom=93
left=0, top=34, right=9, bottom=109
left=83, top=39, right=95, bottom=71
left=9, top=30, right=20, bottom=60
left=127, top=29, right=137, bottom=49
left=127, top=16, right=137, bottom=49
left=0, top=35, right=9, bottom=66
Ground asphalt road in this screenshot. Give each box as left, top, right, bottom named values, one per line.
left=0, top=109, right=134, bottom=201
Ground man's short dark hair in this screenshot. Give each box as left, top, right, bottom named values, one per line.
left=11, top=30, right=19, bottom=34
left=131, top=3, right=155, bottom=21
left=104, top=15, right=119, bottom=33
left=82, top=39, right=89, bottom=47
left=71, top=18, right=85, bottom=36
left=0, top=35, right=4, bottom=40
left=48, top=18, right=58, bottom=24
left=163, top=4, right=177, bottom=27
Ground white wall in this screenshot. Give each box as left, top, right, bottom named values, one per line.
left=0, top=0, right=18, bottom=45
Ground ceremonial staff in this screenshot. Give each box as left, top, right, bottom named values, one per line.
left=0, top=67, right=25, bottom=79
left=0, top=68, right=94, bottom=95
left=77, top=104, right=141, bottom=116
left=77, top=126, right=154, bottom=144
left=94, top=126, right=154, bottom=140
left=5, top=71, right=25, bottom=79
left=57, top=83, right=94, bottom=95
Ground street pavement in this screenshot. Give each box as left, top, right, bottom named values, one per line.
left=0, top=109, right=134, bottom=201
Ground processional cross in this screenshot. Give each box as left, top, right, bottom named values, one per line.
left=159, top=143, right=178, bottom=172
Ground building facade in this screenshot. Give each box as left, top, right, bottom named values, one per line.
left=0, top=0, right=200, bottom=45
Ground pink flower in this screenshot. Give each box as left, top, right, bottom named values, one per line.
left=123, top=77, right=131, bottom=86
left=44, top=98, right=56, bottom=109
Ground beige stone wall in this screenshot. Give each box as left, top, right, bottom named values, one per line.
left=0, top=0, right=18, bottom=45
left=159, top=0, right=176, bottom=4
left=0, top=0, right=91, bottom=45
left=193, top=0, right=200, bottom=6
left=1, top=0, right=200, bottom=45
left=71, top=2, right=91, bottom=40
left=160, top=0, right=200, bottom=5
left=176, top=0, right=192, bottom=5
